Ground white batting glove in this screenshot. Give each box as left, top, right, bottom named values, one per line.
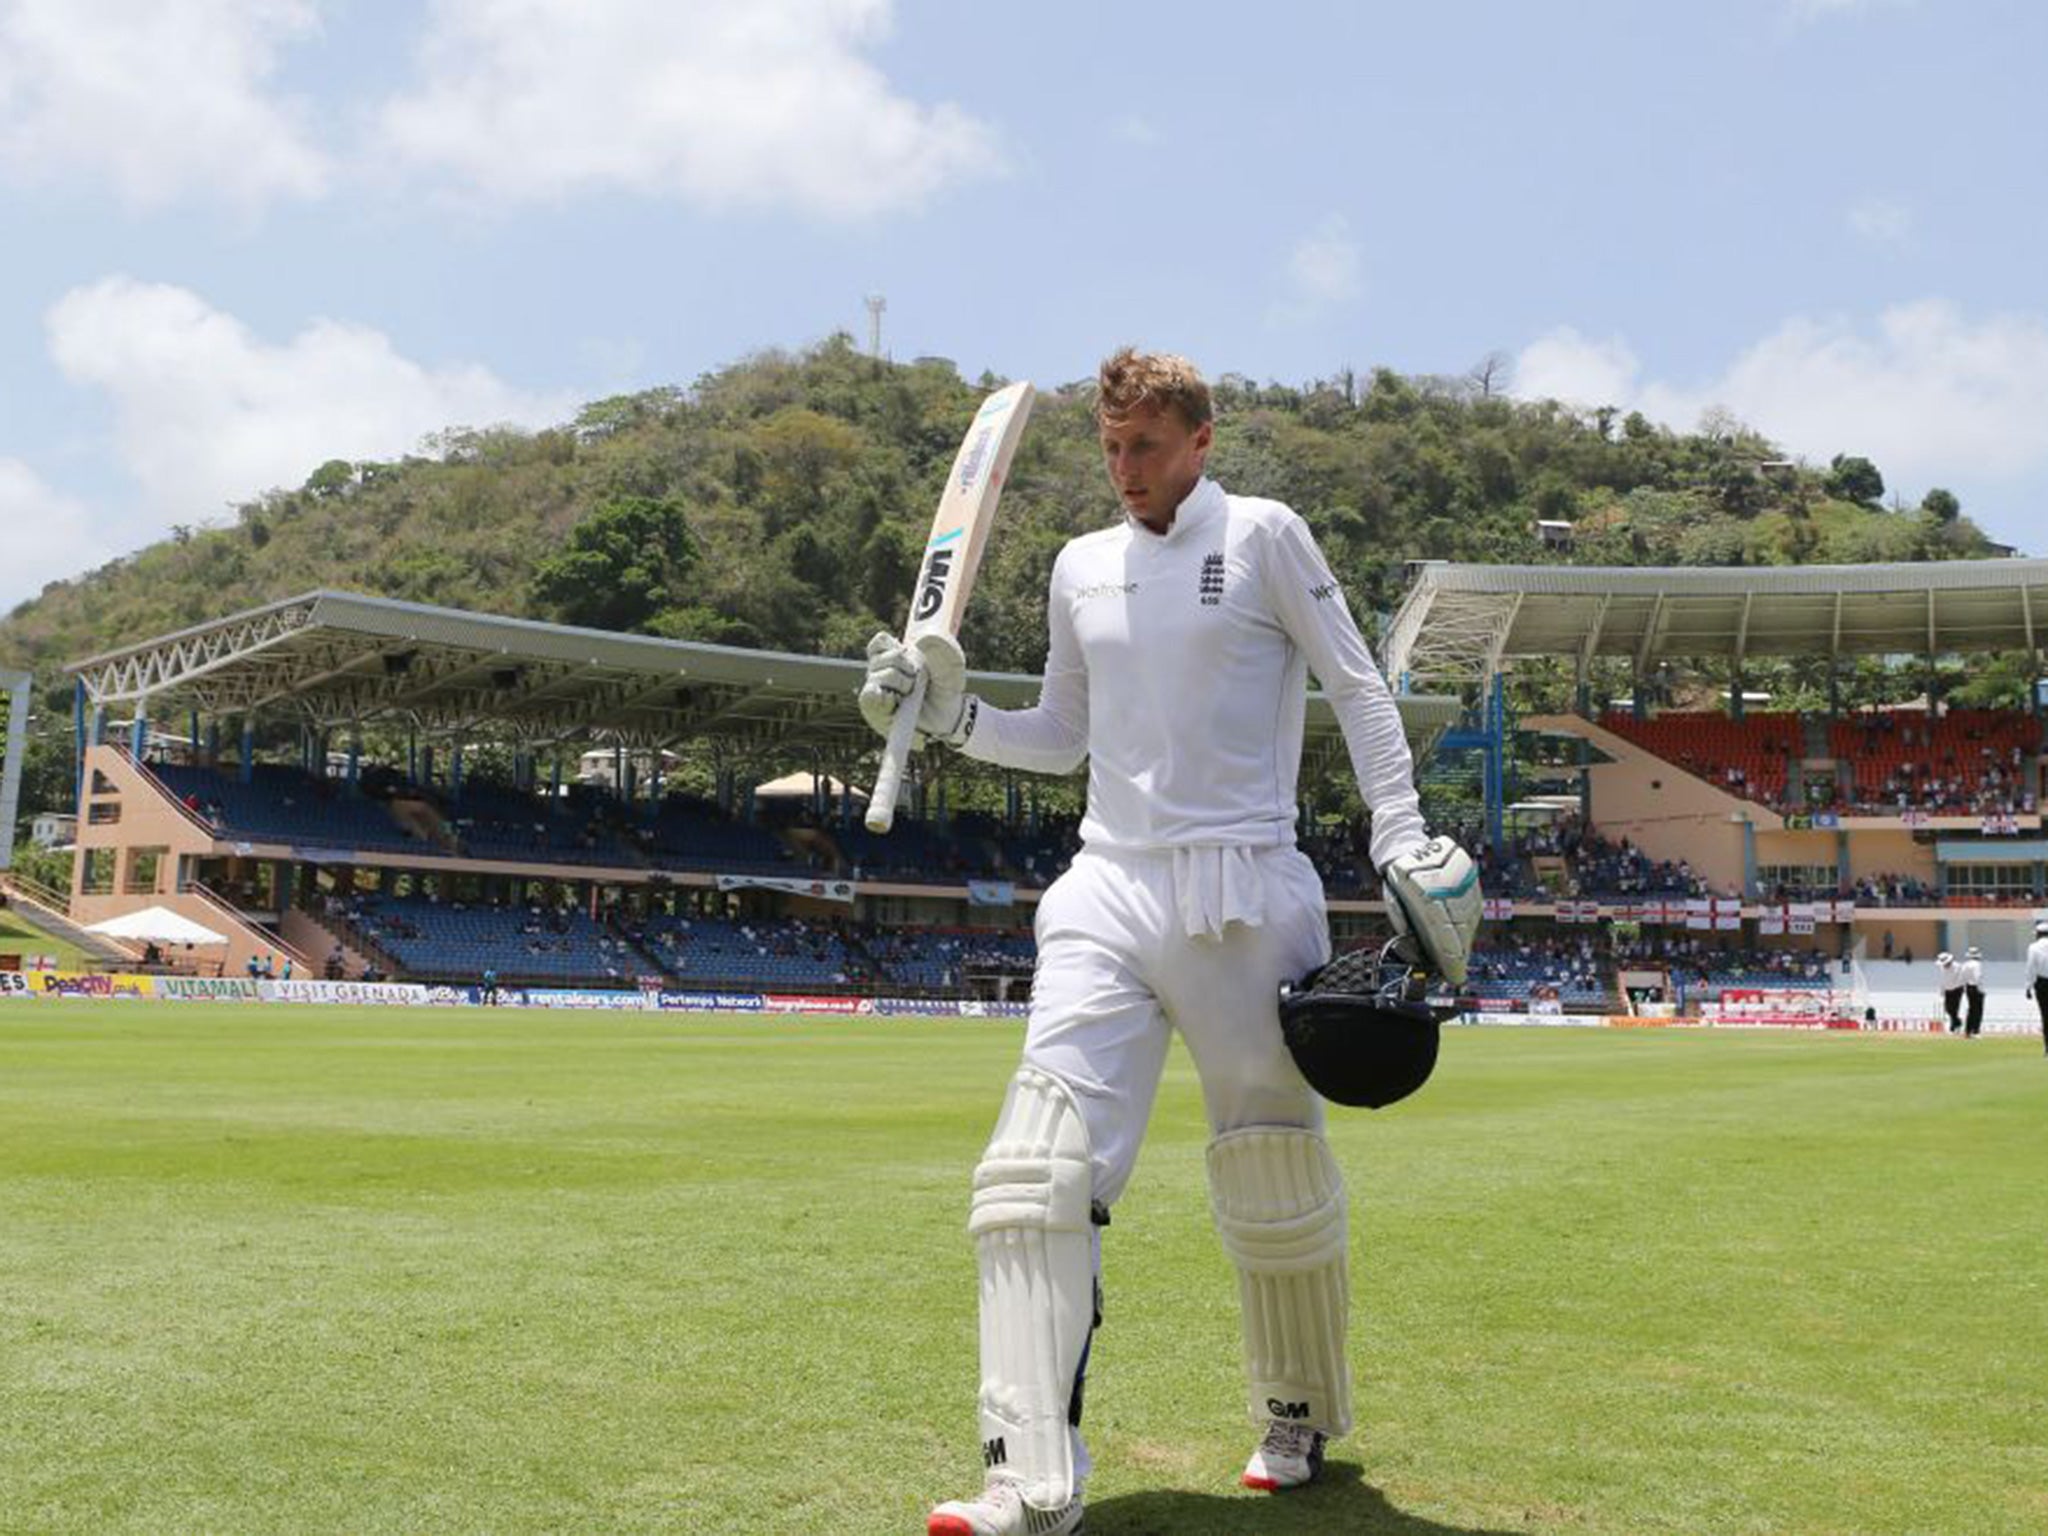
left=1380, top=835, right=1483, bottom=987
left=858, top=630, right=973, bottom=747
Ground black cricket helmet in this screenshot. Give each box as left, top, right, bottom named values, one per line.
left=1278, top=939, right=1445, bottom=1109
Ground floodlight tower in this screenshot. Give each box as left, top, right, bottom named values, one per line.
left=864, top=293, right=886, bottom=359
left=0, top=668, right=28, bottom=870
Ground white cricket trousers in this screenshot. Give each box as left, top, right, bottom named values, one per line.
left=1021, top=843, right=1333, bottom=1205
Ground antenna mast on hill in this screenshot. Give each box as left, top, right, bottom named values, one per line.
left=864, top=294, right=886, bottom=359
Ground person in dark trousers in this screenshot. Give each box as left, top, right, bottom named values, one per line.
left=1935, top=951, right=1964, bottom=1033
left=2025, top=920, right=2048, bottom=1057
left=1961, top=947, right=1986, bottom=1037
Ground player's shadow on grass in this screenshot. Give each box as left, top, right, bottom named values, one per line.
left=1084, top=1457, right=1523, bottom=1535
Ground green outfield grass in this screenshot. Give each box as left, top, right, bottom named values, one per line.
left=1, top=1003, right=2043, bottom=1535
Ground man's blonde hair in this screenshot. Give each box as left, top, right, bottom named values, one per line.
left=1096, top=347, right=1213, bottom=429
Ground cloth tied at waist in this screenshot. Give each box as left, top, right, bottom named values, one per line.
left=1172, top=844, right=1268, bottom=940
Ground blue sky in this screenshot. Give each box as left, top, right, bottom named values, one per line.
left=3, top=0, right=2044, bottom=612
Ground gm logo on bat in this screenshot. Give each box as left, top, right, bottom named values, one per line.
left=914, top=548, right=955, bottom=620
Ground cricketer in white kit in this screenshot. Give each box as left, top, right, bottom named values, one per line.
left=861, top=349, right=1476, bottom=1536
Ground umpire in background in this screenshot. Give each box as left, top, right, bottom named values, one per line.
left=1935, top=951, right=1964, bottom=1033
left=2025, top=920, right=2048, bottom=1056
left=1962, top=946, right=1986, bottom=1036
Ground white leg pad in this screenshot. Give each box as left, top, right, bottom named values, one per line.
left=1207, top=1127, right=1353, bottom=1438
left=969, top=1067, right=1097, bottom=1510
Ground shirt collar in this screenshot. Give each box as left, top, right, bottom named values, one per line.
left=1124, top=476, right=1225, bottom=543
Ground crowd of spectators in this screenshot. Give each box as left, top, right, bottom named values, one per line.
left=1833, top=708, right=2042, bottom=816
left=1300, top=820, right=1379, bottom=897
left=1465, top=933, right=1609, bottom=1000
left=1562, top=822, right=1712, bottom=900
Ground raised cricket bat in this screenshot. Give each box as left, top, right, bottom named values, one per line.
left=867, top=379, right=1036, bottom=833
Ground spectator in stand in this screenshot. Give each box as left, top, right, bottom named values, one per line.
left=1961, top=947, right=1986, bottom=1037
left=1935, top=951, right=1964, bottom=1032
left=2025, top=920, right=2048, bottom=1057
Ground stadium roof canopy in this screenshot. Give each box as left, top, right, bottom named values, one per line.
left=67, top=590, right=1461, bottom=774
left=1383, top=558, right=2048, bottom=696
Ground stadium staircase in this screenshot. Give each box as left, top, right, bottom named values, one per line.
left=187, top=881, right=316, bottom=976
left=281, top=906, right=395, bottom=979
left=0, top=873, right=137, bottom=965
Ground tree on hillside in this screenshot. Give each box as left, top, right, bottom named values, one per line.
left=1921, top=487, right=1960, bottom=523
left=528, top=495, right=700, bottom=632
left=1827, top=454, right=1885, bottom=505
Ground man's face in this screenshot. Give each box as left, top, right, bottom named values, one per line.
left=1099, top=403, right=1212, bottom=530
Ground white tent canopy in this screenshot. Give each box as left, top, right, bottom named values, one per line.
left=83, top=906, right=229, bottom=945
left=753, top=770, right=866, bottom=801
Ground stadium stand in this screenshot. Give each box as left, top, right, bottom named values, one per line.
left=1464, top=936, right=1614, bottom=1009
left=635, top=912, right=859, bottom=988
left=641, top=792, right=802, bottom=875
left=859, top=925, right=1036, bottom=989
left=338, top=894, right=632, bottom=984
left=1829, top=708, right=2042, bottom=815
left=153, top=762, right=431, bottom=854
left=448, top=780, right=639, bottom=867
left=1599, top=710, right=1802, bottom=811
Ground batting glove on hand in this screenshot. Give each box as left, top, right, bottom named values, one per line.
left=858, top=630, right=973, bottom=747
left=1380, top=835, right=1482, bottom=987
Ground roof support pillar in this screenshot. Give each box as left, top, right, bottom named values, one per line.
left=1926, top=588, right=1940, bottom=710
left=1633, top=591, right=1668, bottom=718
left=73, top=677, right=87, bottom=805
left=1574, top=592, right=1612, bottom=694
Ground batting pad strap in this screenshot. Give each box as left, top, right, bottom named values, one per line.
left=971, top=1068, right=1098, bottom=1511
left=1207, top=1127, right=1353, bottom=1439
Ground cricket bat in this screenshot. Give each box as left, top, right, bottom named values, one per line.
left=867, top=379, right=1036, bottom=833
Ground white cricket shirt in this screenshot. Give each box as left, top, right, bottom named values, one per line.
left=962, top=477, right=1427, bottom=871
left=2026, top=937, right=2048, bottom=986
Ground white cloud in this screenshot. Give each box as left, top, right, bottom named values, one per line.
left=1847, top=194, right=1912, bottom=247
left=0, top=0, right=327, bottom=207
left=1513, top=299, right=2048, bottom=489
left=1270, top=216, right=1362, bottom=325
left=0, top=458, right=106, bottom=606
left=1111, top=113, right=1161, bottom=146
left=44, top=276, right=575, bottom=526
left=375, top=0, right=1000, bottom=217
left=1515, top=327, right=1642, bottom=413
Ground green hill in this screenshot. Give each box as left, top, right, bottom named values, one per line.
left=0, top=337, right=2008, bottom=820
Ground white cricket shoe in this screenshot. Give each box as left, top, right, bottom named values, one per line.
left=1240, top=1419, right=1327, bottom=1491
left=927, top=1476, right=1083, bottom=1536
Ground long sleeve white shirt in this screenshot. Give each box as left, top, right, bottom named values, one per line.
left=961, top=478, right=1427, bottom=870
left=1935, top=958, right=1962, bottom=992
left=1960, top=958, right=1984, bottom=989
left=2026, top=938, right=2048, bottom=986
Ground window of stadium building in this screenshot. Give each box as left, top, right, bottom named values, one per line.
left=81, top=848, right=115, bottom=895
left=1944, top=864, right=2036, bottom=902
left=123, top=848, right=165, bottom=896
left=1756, top=864, right=1839, bottom=898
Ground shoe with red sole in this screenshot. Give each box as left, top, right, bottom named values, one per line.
left=1241, top=1419, right=1326, bottom=1491
left=927, top=1475, right=1082, bottom=1535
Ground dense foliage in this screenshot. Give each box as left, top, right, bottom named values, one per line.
left=0, top=336, right=2013, bottom=819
